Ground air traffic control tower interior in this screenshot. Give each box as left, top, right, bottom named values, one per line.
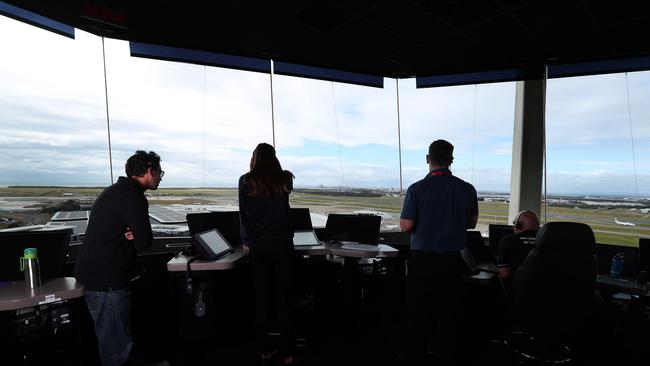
left=1, top=1, right=650, bottom=365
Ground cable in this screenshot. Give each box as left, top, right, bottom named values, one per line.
left=331, top=82, right=346, bottom=190
left=471, top=84, right=478, bottom=184
left=101, top=37, right=114, bottom=184
left=624, top=73, right=639, bottom=201
left=396, top=79, right=404, bottom=199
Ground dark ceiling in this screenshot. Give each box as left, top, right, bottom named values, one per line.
left=4, top=0, right=650, bottom=79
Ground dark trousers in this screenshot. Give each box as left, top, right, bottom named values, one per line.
left=250, top=238, right=295, bottom=356
left=85, top=287, right=133, bottom=366
left=407, top=250, right=464, bottom=364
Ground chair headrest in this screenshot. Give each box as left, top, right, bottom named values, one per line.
left=535, top=222, right=595, bottom=254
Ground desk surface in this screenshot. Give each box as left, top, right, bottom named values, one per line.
left=167, top=247, right=249, bottom=272
left=596, top=275, right=649, bottom=297
left=167, top=243, right=399, bottom=271
left=329, top=244, right=399, bottom=258
left=294, top=244, right=330, bottom=256
left=0, top=277, right=84, bottom=311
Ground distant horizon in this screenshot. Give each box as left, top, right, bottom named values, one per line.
left=1, top=184, right=649, bottom=199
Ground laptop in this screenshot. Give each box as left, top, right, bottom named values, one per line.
left=192, top=229, right=234, bottom=260
left=290, top=208, right=313, bottom=231
left=293, top=230, right=321, bottom=247
left=324, top=213, right=381, bottom=244
left=463, top=230, right=498, bottom=273
left=640, top=238, right=649, bottom=272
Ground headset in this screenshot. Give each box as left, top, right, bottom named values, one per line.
left=513, top=211, right=523, bottom=230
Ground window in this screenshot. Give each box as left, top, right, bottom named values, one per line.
left=0, top=15, right=108, bottom=229
left=545, top=72, right=650, bottom=246
left=273, top=75, right=400, bottom=229
left=399, top=79, right=516, bottom=233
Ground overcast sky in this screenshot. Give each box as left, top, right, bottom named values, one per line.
left=1, top=15, right=649, bottom=196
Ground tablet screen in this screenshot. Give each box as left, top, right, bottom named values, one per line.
left=293, top=230, right=320, bottom=246
left=196, top=229, right=232, bottom=258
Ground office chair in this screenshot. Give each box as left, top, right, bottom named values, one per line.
left=508, top=222, right=598, bottom=364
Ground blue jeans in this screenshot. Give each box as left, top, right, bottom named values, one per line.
left=85, top=287, right=133, bottom=366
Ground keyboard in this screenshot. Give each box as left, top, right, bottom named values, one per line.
left=597, top=275, right=647, bottom=295
left=339, top=243, right=379, bottom=251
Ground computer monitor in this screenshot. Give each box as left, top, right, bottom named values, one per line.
left=324, top=213, right=381, bottom=244
left=186, top=211, right=242, bottom=247
left=489, top=224, right=514, bottom=254
left=290, top=208, right=313, bottom=230
left=466, top=230, right=493, bottom=263
left=192, top=229, right=233, bottom=260
left=639, top=238, right=649, bottom=272
left=0, top=228, right=72, bottom=281
left=595, top=244, right=639, bottom=278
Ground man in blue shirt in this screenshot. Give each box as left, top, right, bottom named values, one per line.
left=400, top=139, right=478, bottom=365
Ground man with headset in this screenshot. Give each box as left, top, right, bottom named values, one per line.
left=497, top=210, right=540, bottom=280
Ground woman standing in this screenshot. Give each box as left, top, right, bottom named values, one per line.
left=239, top=143, right=297, bottom=364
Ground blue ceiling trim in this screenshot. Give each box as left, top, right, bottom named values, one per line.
left=130, top=42, right=271, bottom=74
left=273, top=61, right=384, bottom=88
left=548, top=56, right=650, bottom=78
left=0, top=1, right=74, bottom=39
left=416, top=69, right=524, bottom=88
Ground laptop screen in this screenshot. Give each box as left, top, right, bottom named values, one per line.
left=324, top=214, right=381, bottom=244
left=293, top=230, right=320, bottom=246
left=640, top=238, right=650, bottom=272
left=489, top=224, right=514, bottom=254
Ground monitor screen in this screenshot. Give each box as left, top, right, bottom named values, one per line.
left=0, top=228, right=71, bottom=281
left=186, top=211, right=241, bottom=247
left=489, top=224, right=514, bottom=254
left=638, top=238, right=649, bottom=272
left=193, top=229, right=232, bottom=260
left=290, top=208, right=313, bottom=230
left=324, top=214, right=381, bottom=244
left=466, top=230, right=493, bottom=263
left=293, top=230, right=320, bottom=246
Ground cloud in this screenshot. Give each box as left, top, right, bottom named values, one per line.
left=2, top=14, right=650, bottom=196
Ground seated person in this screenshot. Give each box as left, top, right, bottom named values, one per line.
left=497, top=210, right=540, bottom=280
left=496, top=210, right=540, bottom=322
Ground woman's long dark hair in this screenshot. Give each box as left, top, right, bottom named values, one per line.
left=244, top=143, right=294, bottom=197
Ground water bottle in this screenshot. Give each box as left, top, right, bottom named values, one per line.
left=20, top=248, right=41, bottom=288
left=609, top=252, right=624, bottom=279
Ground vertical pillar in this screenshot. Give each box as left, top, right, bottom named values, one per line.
left=509, top=66, right=547, bottom=222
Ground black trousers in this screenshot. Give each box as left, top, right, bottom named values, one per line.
left=250, top=238, right=295, bottom=355
left=407, top=250, right=464, bottom=363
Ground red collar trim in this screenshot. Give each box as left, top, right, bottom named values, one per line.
left=430, top=169, right=451, bottom=177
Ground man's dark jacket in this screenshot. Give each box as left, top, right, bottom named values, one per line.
left=74, top=177, right=153, bottom=291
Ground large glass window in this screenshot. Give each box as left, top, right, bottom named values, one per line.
left=545, top=72, right=650, bottom=246
left=0, top=15, right=108, bottom=229
left=104, top=39, right=272, bottom=187
left=399, top=79, right=516, bottom=234
left=273, top=75, right=400, bottom=229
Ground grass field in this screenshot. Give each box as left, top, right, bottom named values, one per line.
left=1, top=186, right=648, bottom=246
